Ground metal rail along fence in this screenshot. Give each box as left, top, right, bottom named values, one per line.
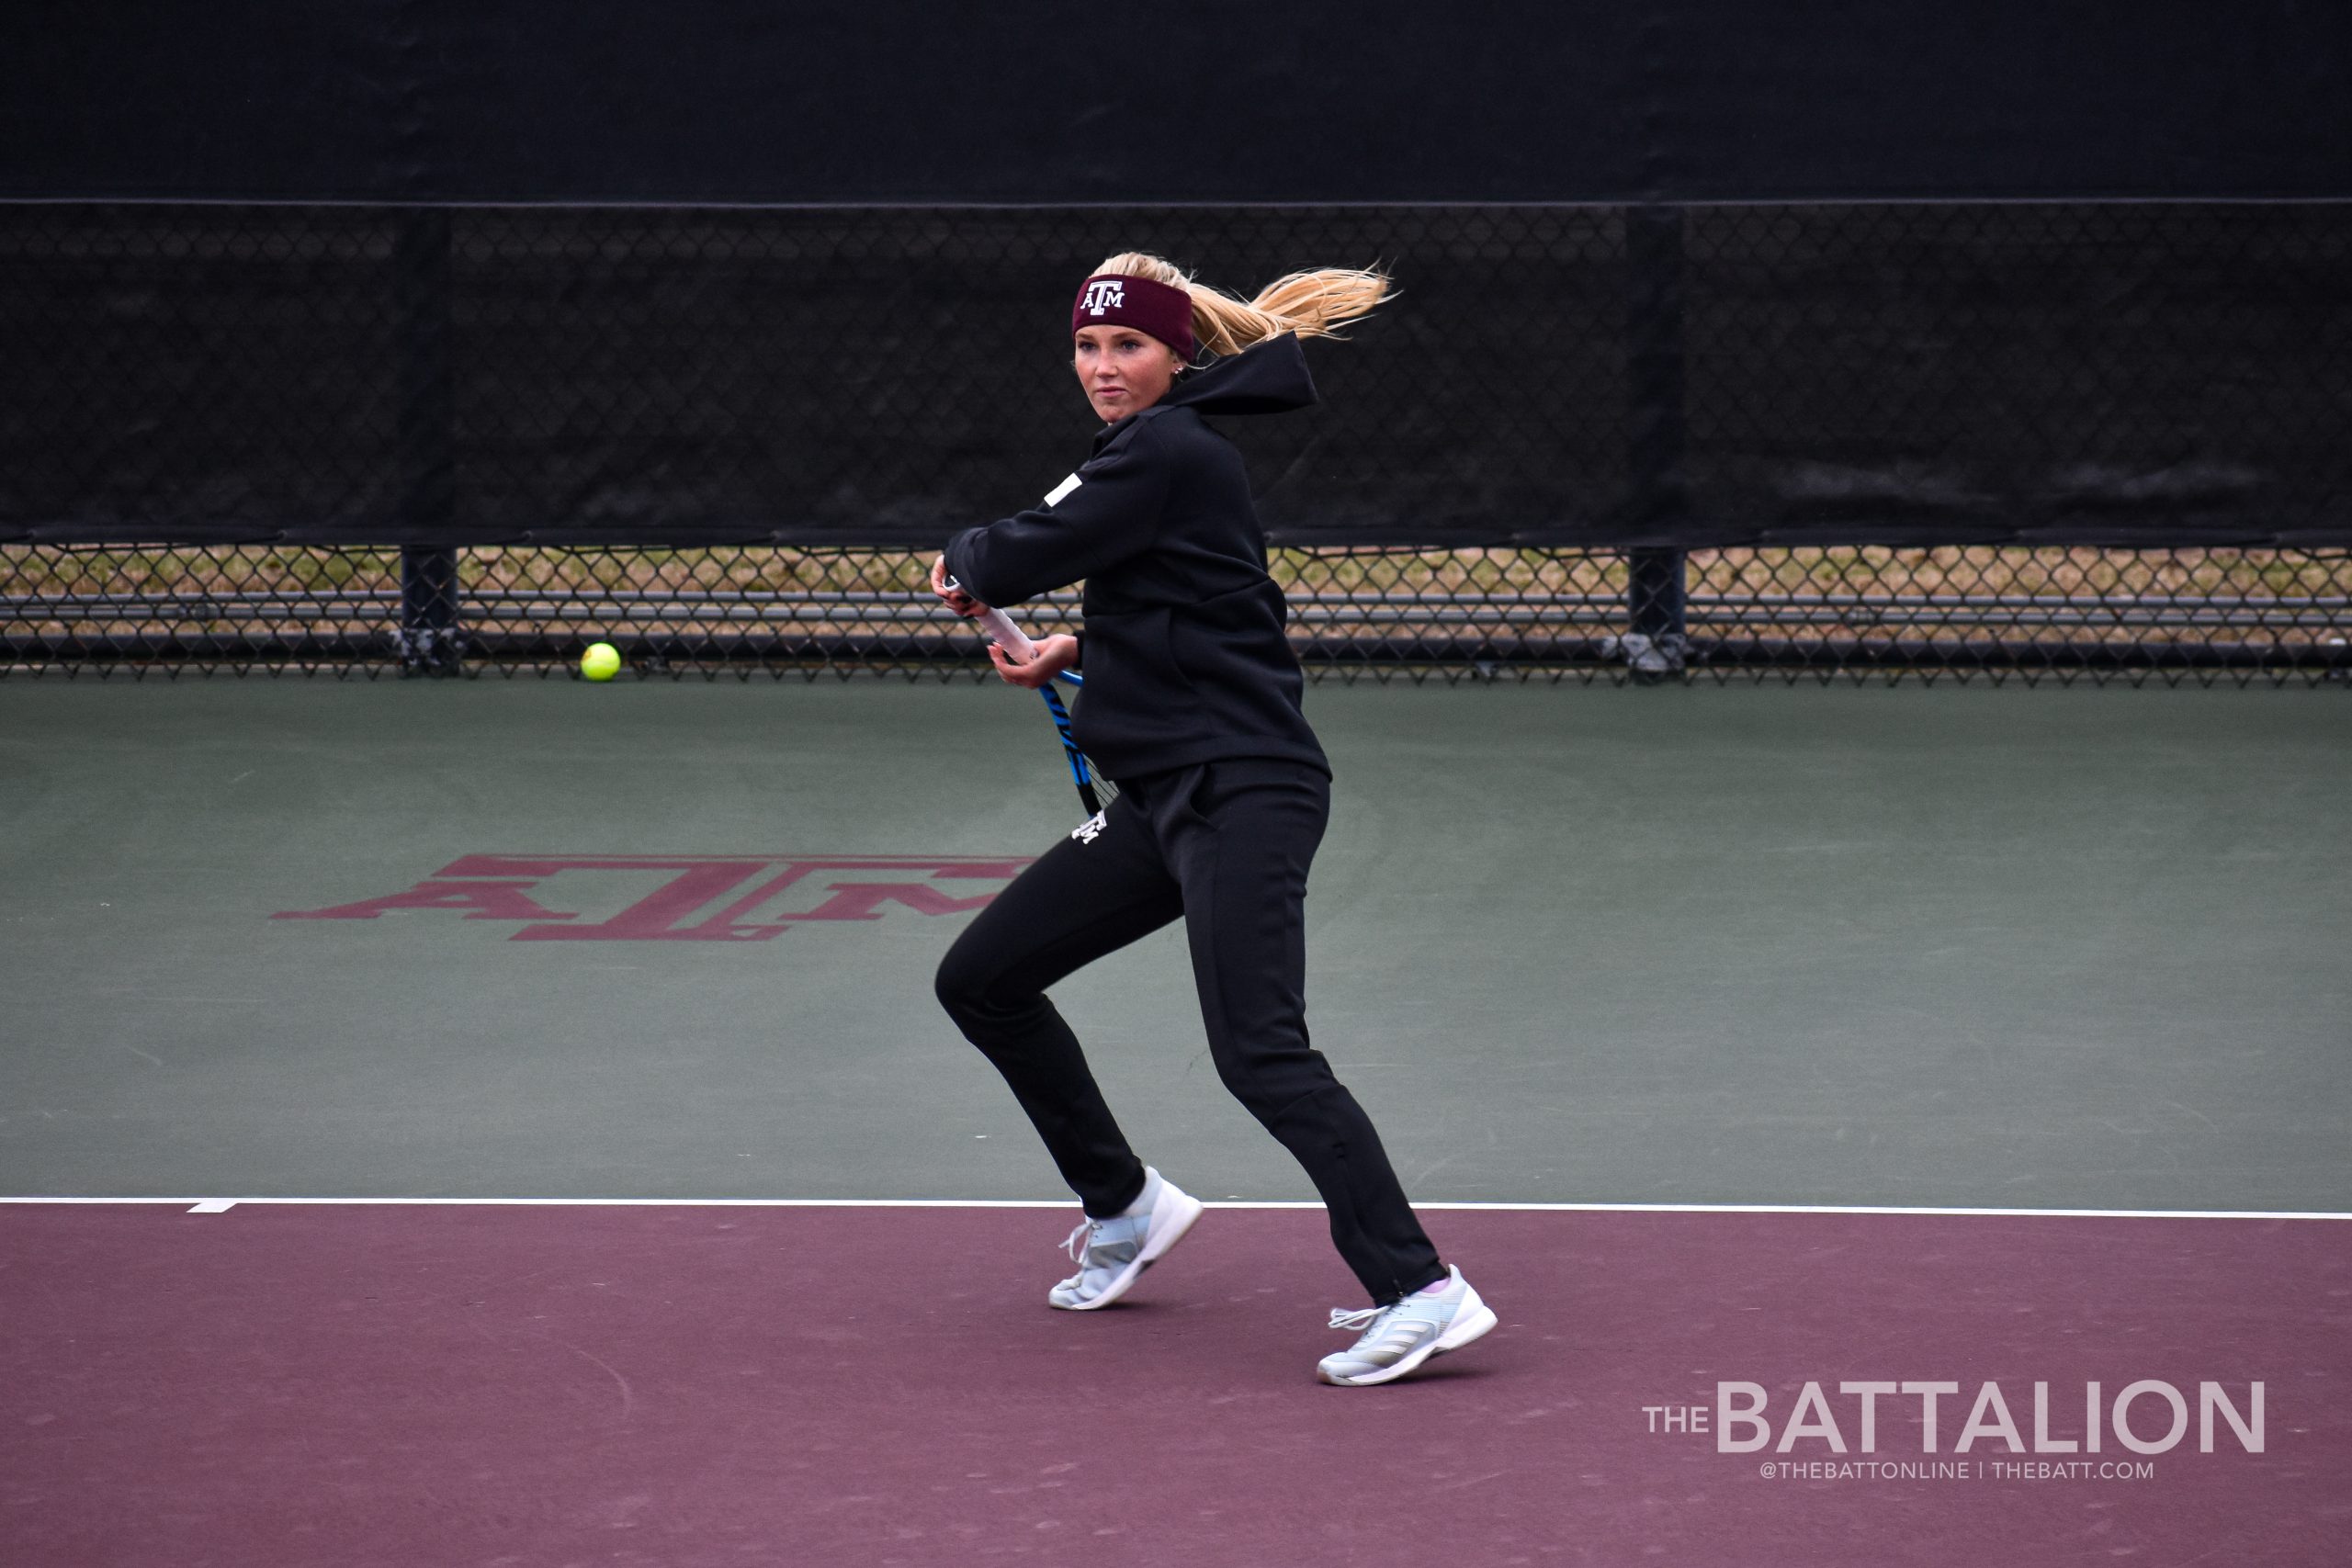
left=3, top=202, right=2346, bottom=684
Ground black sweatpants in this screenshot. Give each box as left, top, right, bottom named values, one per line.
left=933, top=756, right=1445, bottom=1304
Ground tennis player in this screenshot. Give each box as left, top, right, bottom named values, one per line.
left=931, top=254, right=1494, bottom=1386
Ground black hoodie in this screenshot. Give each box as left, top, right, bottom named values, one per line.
left=942, top=334, right=1329, bottom=783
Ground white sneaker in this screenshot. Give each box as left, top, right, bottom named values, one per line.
left=1047, top=1169, right=1204, bottom=1311
left=1316, top=1266, right=1496, bottom=1386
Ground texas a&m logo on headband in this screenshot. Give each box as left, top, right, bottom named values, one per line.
left=1069, top=271, right=1195, bottom=358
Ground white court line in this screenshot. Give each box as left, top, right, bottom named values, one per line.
left=2, top=1196, right=2347, bottom=1221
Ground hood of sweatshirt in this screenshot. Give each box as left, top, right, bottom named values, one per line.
left=1145, top=333, right=1319, bottom=421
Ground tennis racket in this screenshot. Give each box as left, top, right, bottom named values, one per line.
left=967, top=603, right=1117, bottom=838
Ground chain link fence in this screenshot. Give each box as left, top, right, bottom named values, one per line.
left=6, top=542, right=2344, bottom=684
left=5, top=202, right=2346, bottom=684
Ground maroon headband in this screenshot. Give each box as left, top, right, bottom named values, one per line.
left=1070, top=273, right=1196, bottom=361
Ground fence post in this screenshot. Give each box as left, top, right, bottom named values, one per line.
left=393, top=208, right=461, bottom=675
left=399, top=545, right=458, bottom=669
left=1623, top=203, right=1690, bottom=680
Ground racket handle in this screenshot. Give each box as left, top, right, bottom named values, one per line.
left=974, top=605, right=1038, bottom=664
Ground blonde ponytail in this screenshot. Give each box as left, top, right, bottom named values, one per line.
left=1091, top=252, right=1392, bottom=360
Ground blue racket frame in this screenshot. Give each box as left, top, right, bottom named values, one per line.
left=1035, top=671, right=1107, bottom=818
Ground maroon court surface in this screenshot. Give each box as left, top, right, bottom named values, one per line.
left=3, top=1203, right=2345, bottom=1567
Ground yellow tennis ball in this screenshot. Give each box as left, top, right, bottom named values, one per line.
left=580, top=641, right=622, bottom=682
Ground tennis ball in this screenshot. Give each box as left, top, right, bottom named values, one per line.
left=580, top=641, right=622, bottom=682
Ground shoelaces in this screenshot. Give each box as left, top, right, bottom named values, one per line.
left=1329, top=1289, right=1451, bottom=1343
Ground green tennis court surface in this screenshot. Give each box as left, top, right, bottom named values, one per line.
left=3, top=680, right=2344, bottom=1213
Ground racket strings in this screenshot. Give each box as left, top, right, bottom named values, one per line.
left=1077, top=761, right=1118, bottom=817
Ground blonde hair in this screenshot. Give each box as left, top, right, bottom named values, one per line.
left=1091, top=252, right=1392, bottom=360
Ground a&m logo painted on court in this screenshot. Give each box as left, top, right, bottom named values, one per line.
left=1079, top=279, right=1125, bottom=315
left=273, top=854, right=1027, bottom=942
